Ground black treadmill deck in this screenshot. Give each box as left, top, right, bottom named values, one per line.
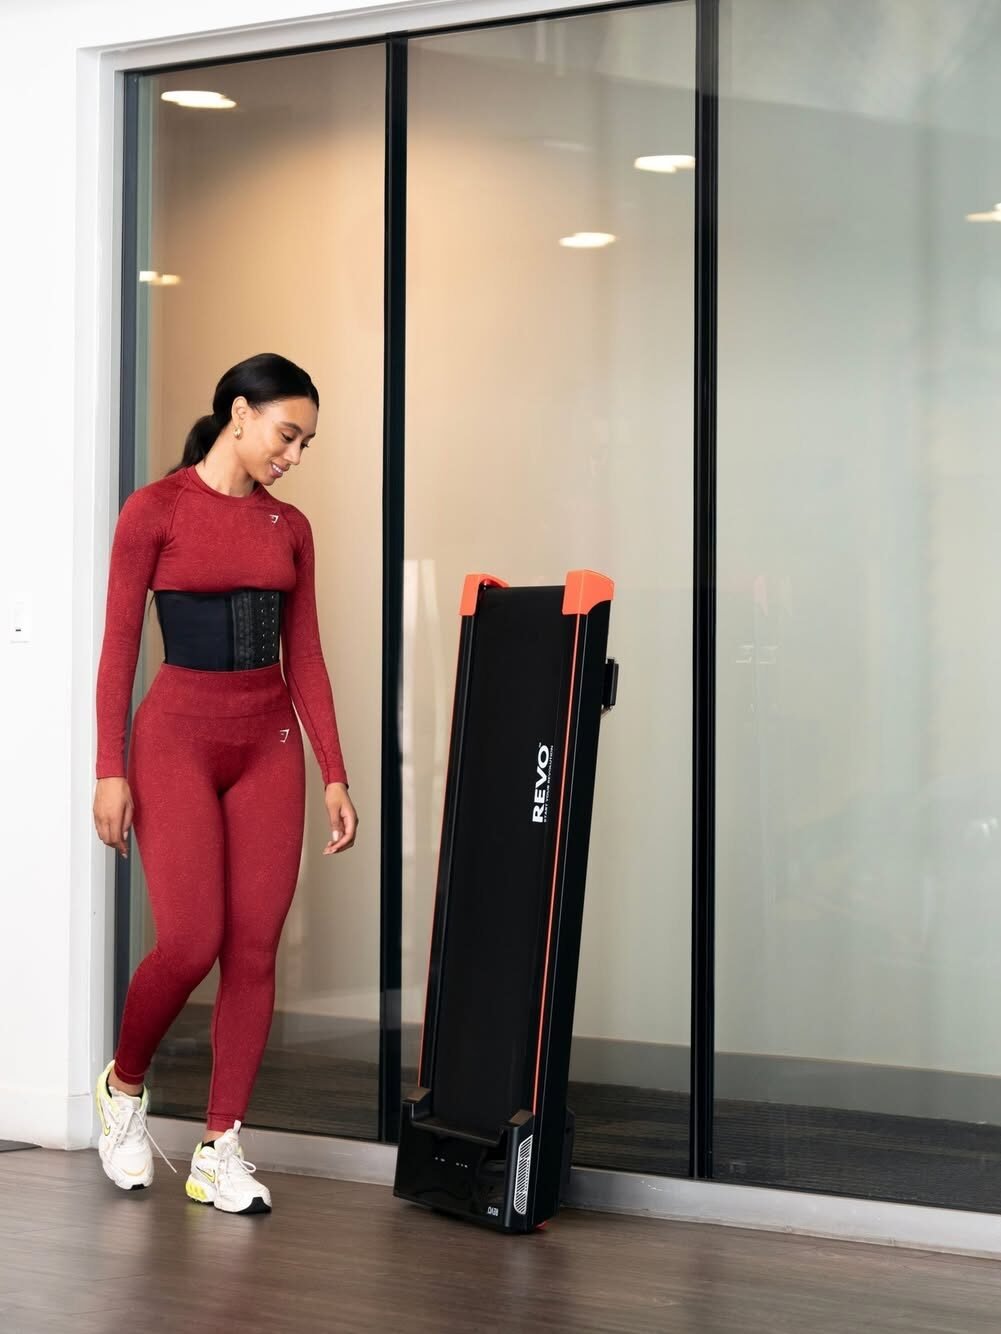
left=394, top=571, right=616, bottom=1232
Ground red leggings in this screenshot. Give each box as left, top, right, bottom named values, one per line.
left=114, top=661, right=305, bottom=1131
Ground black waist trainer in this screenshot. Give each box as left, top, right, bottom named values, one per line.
left=153, top=589, right=282, bottom=670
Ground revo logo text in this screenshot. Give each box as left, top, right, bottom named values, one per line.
left=533, top=742, right=553, bottom=824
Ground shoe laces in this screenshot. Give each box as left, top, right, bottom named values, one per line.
left=110, top=1089, right=178, bottom=1175
left=212, top=1120, right=259, bottom=1186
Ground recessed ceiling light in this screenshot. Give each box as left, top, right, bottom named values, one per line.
left=967, top=203, right=1001, bottom=223
left=161, top=90, right=237, bottom=109
left=542, top=139, right=592, bottom=154
left=634, top=154, right=696, bottom=173
left=559, top=232, right=616, bottom=249
left=138, top=271, right=182, bottom=285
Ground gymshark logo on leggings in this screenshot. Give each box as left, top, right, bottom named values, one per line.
left=279, top=728, right=290, bottom=742
left=533, top=742, right=553, bottom=824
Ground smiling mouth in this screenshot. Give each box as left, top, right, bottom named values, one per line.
left=270, top=462, right=287, bottom=478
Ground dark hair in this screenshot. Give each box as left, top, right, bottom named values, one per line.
left=166, top=352, right=320, bottom=474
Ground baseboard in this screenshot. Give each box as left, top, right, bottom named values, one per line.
left=567, top=1169, right=1001, bottom=1261
left=145, top=1115, right=399, bottom=1186
left=139, top=1115, right=1001, bottom=1260
left=0, top=1085, right=95, bottom=1150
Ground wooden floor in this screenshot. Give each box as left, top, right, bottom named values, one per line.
left=1, top=1147, right=999, bottom=1333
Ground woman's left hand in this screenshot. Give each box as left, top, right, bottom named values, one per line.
left=323, top=782, right=358, bottom=854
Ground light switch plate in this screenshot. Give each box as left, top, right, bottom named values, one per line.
left=10, top=594, right=31, bottom=643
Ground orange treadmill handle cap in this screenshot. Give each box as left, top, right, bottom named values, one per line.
left=460, top=572, right=510, bottom=616
left=562, top=569, right=615, bottom=616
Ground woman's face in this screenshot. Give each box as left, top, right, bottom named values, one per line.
left=231, top=395, right=318, bottom=487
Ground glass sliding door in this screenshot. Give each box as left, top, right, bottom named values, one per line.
left=111, top=0, right=1001, bottom=1219
left=126, top=46, right=385, bottom=1137
left=404, top=3, right=696, bottom=1177
left=715, top=0, right=1001, bottom=1209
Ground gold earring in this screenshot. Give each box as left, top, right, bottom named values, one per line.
left=234, top=425, right=243, bottom=439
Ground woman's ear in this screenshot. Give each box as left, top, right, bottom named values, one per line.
left=230, top=395, right=249, bottom=428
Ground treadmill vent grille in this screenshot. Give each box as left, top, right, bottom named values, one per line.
left=514, top=1135, right=534, bottom=1214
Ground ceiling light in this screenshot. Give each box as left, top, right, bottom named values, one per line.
left=559, top=232, right=617, bottom=249
left=634, top=154, right=695, bottom=173
left=542, top=139, right=591, bottom=153
left=161, top=90, right=237, bottom=109
left=966, top=200, right=1001, bottom=221
left=138, top=271, right=181, bottom=285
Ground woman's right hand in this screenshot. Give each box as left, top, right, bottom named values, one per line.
left=94, top=777, right=134, bottom=858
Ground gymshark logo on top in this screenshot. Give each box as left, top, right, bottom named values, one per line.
left=533, top=742, right=553, bottom=824
left=269, top=514, right=279, bottom=524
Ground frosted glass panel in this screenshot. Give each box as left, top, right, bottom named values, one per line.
left=131, top=46, right=385, bottom=1138
left=405, top=3, right=695, bottom=1177
left=716, top=0, right=1001, bottom=1210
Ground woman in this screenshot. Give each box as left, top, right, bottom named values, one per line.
left=92, top=352, right=358, bottom=1216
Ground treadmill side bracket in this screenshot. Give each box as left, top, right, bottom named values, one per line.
left=601, top=657, right=619, bottom=712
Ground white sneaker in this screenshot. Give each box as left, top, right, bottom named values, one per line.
left=185, top=1119, right=272, bottom=1214
left=95, top=1059, right=177, bottom=1190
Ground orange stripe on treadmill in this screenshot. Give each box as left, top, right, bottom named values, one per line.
left=531, top=610, right=581, bottom=1113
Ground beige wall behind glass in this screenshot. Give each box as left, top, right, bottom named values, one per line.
left=135, top=48, right=384, bottom=1087
left=404, top=5, right=695, bottom=1098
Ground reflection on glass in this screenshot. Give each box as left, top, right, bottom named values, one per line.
left=129, top=46, right=385, bottom=1138
left=405, top=3, right=695, bottom=1178
left=716, top=0, right=1001, bottom=1209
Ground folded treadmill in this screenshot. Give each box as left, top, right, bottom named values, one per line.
left=394, top=569, right=617, bottom=1233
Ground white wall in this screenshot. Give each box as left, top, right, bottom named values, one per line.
left=0, top=0, right=612, bottom=1151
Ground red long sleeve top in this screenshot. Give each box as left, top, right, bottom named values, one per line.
left=95, top=463, right=348, bottom=788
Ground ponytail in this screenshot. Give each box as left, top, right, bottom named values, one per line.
left=166, top=413, right=224, bottom=474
